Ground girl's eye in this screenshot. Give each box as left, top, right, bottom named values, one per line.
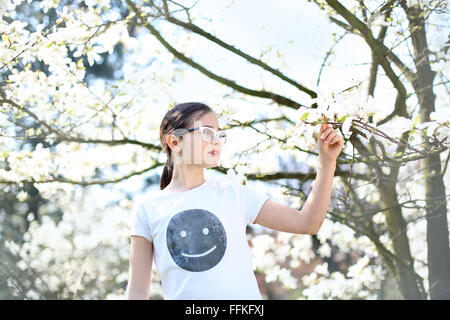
left=202, top=228, right=209, bottom=235
left=204, top=128, right=215, bottom=138
left=180, top=230, right=187, bottom=237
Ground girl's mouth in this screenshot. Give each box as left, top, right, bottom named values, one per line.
left=209, top=150, right=219, bottom=156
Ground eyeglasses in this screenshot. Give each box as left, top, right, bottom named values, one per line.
left=172, top=126, right=227, bottom=144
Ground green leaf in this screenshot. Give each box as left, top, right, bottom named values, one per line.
left=337, top=115, right=348, bottom=122
left=413, top=114, right=420, bottom=127
left=300, top=112, right=309, bottom=121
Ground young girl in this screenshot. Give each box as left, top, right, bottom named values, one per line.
left=127, top=102, right=343, bottom=300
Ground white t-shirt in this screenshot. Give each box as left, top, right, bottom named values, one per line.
left=129, top=177, right=269, bottom=300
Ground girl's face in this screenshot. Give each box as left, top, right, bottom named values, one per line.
left=174, top=112, right=223, bottom=168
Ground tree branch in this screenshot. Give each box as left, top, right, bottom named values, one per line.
left=125, top=0, right=306, bottom=109
left=0, top=162, right=164, bottom=186
left=325, top=0, right=410, bottom=126
left=0, top=94, right=161, bottom=151
left=161, top=0, right=316, bottom=98
left=326, top=8, right=416, bottom=85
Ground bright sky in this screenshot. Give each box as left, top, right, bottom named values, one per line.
left=155, top=0, right=373, bottom=102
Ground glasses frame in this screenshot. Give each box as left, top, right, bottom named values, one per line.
left=173, top=126, right=227, bottom=144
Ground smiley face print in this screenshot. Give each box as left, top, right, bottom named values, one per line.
left=166, top=209, right=227, bottom=272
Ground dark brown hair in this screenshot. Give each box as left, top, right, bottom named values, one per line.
left=159, top=102, right=214, bottom=190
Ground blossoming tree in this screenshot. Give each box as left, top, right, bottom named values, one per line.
left=0, top=0, right=448, bottom=299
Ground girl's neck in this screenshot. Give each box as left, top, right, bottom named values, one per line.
left=166, top=166, right=206, bottom=192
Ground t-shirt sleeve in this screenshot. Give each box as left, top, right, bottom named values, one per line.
left=241, top=183, right=269, bottom=225
left=129, top=200, right=153, bottom=243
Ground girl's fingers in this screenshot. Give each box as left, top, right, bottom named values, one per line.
left=324, top=132, right=337, bottom=144
left=321, top=130, right=336, bottom=142
left=327, top=135, right=337, bottom=145
left=320, top=123, right=330, bottom=134
left=330, top=134, right=343, bottom=145
left=320, top=128, right=333, bottom=140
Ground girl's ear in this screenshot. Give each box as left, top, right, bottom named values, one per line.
left=167, top=134, right=181, bottom=152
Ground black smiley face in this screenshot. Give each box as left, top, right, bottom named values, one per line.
left=166, top=209, right=227, bottom=272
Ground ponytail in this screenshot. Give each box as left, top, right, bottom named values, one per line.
left=160, top=155, right=173, bottom=190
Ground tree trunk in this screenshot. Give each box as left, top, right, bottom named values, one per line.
left=378, top=181, right=425, bottom=299
left=403, top=2, right=450, bottom=299
left=348, top=130, right=425, bottom=299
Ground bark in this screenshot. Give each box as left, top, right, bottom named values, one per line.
left=349, top=134, right=425, bottom=299
left=401, top=2, right=450, bottom=299
left=377, top=180, right=425, bottom=299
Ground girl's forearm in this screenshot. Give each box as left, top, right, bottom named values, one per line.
left=126, top=283, right=151, bottom=300
left=300, top=159, right=336, bottom=234
left=127, top=289, right=150, bottom=300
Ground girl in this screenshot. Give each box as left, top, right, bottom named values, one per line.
left=127, top=102, right=343, bottom=300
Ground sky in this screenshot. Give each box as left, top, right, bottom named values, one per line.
left=155, top=0, right=373, bottom=102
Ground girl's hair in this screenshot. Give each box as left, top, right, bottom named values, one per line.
left=159, top=102, right=214, bottom=190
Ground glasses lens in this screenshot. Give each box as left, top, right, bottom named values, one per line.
left=201, top=127, right=227, bottom=143
left=201, top=128, right=215, bottom=142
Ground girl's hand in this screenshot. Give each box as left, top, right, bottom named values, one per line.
left=317, top=123, right=344, bottom=164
